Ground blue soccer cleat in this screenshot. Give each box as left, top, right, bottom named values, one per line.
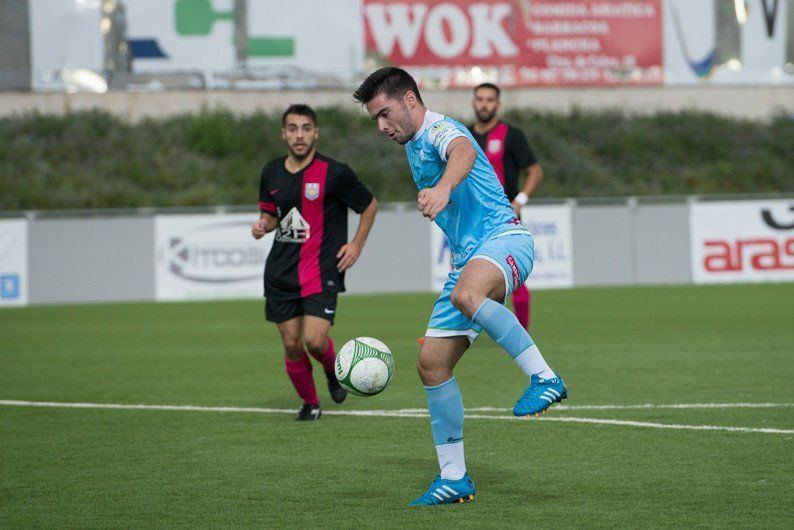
left=513, top=373, right=567, bottom=417
left=407, top=473, right=476, bottom=506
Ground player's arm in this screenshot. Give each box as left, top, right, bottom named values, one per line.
left=251, top=211, right=278, bottom=239
left=510, top=129, right=543, bottom=214
left=337, top=197, right=378, bottom=272
left=253, top=165, right=279, bottom=239
left=512, top=163, right=544, bottom=214
left=418, top=137, right=476, bottom=221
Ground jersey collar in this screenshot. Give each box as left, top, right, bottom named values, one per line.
left=472, top=120, right=502, bottom=136
left=412, top=109, right=445, bottom=141
left=284, top=152, right=318, bottom=175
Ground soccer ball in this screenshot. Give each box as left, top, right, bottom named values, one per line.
left=334, top=337, right=395, bottom=397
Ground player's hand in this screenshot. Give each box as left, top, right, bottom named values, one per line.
left=251, top=219, right=268, bottom=240
left=510, top=200, right=522, bottom=216
left=418, top=185, right=451, bottom=221
left=337, top=241, right=362, bottom=272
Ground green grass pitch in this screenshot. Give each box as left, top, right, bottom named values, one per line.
left=1, top=284, right=793, bottom=527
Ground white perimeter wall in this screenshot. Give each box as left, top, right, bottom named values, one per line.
left=4, top=196, right=791, bottom=306
left=1, top=86, right=793, bottom=121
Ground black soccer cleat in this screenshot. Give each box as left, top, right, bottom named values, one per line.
left=325, top=370, right=348, bottom=404
left=295, top=404, right=321, bottom=422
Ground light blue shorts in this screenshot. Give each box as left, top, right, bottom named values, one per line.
left=426, top=233, right=535, bottom=343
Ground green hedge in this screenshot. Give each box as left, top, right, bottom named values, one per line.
left=1, top=107, right=791, bottom=211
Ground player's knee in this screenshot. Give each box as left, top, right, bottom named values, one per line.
left=416, top=357, right=433, bottom=384
left=416, top=355, right=450, bottom=386
left=449, top=286, right=465, bottom=311
left=450, top=286, right=480, bottom=317
left=304, top=334, right=327, bottom=355
left=283, top=347, right=304, bottom=361
left=282, top=337, right=304, bottom=357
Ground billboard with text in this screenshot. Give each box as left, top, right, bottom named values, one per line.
left=364, top=0, right=664, bottom=86
left=23, top=1, right=794, bottom=89
left=126, top=0, right=363, bottom=79
left=521, top=204, right=574, bottom=288
left=429, top=203, right=573, bottom=291
left=155, top=214, right=274, bottom=301
left=690, top=200, right=794, bottom=284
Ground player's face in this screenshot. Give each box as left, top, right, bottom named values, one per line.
left=282, top=114, right=318, bottom=159
left=473, top=87, right=500, bottom=123
left=365, top=92, right=416, bottom=145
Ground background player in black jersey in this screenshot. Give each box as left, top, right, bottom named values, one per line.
left=470, top=83, right=544, bottom=330
left=251, top=104, right=378, bottom=421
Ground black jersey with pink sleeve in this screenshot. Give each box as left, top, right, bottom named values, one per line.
left=258, top=153, right=373, bottom=299
left=468, top=121, right=537, bottom=201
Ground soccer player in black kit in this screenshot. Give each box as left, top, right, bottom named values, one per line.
left=251, top=104, right=378, bottom=421
left=469, top=83, right=544, bottom=330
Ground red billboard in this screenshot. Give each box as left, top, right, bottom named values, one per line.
left=363, top=0, right=663, bottom=86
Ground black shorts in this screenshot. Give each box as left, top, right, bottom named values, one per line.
left=265, top=290, right=338, bottom=324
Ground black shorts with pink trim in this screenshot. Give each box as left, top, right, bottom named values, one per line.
left=265, top=290, right=338, bottom=324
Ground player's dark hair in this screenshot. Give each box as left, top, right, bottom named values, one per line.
left=353, top=67, right=424, bottom=105
left=282, top=104, right=317, bottom=126
left=474, top=83, right=501, bottom=98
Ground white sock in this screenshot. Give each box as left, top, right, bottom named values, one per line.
left=436, top=442, right=466, bottom=480
left=514, top=344, right=555, bottom=379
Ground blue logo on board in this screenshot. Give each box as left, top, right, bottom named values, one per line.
left=0, top=274, right=20, bottom=299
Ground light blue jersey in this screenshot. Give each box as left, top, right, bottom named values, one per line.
left=405, top=110, right=529, bottom=268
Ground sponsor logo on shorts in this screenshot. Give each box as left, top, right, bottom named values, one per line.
left=323, top=308, right=335, bottom=314
left=506, top=255, right=521, bottom=290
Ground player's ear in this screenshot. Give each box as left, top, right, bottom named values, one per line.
left=404, top=91, right=416, bottom=108
left=313, top=126, right=319, bottom=139
left=281, top=128, right=287, bottom=141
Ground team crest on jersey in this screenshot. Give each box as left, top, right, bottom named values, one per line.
left=304, top=182, right=320, bottom=201
left=488, top=139, right=502, bottom=153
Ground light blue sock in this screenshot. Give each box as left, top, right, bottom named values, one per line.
left=472, top=298, right=533, bottom=358
left=473, top=298, right=554, bottom=378
left=425, top=377, right=466, bottom=480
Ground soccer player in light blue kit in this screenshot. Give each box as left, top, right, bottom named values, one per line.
left=353, top=68, right=568, bottom=506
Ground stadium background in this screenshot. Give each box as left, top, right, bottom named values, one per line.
left=1, top=1, right=793, bottom=527
left=1, top=0, right=793, bottom=305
